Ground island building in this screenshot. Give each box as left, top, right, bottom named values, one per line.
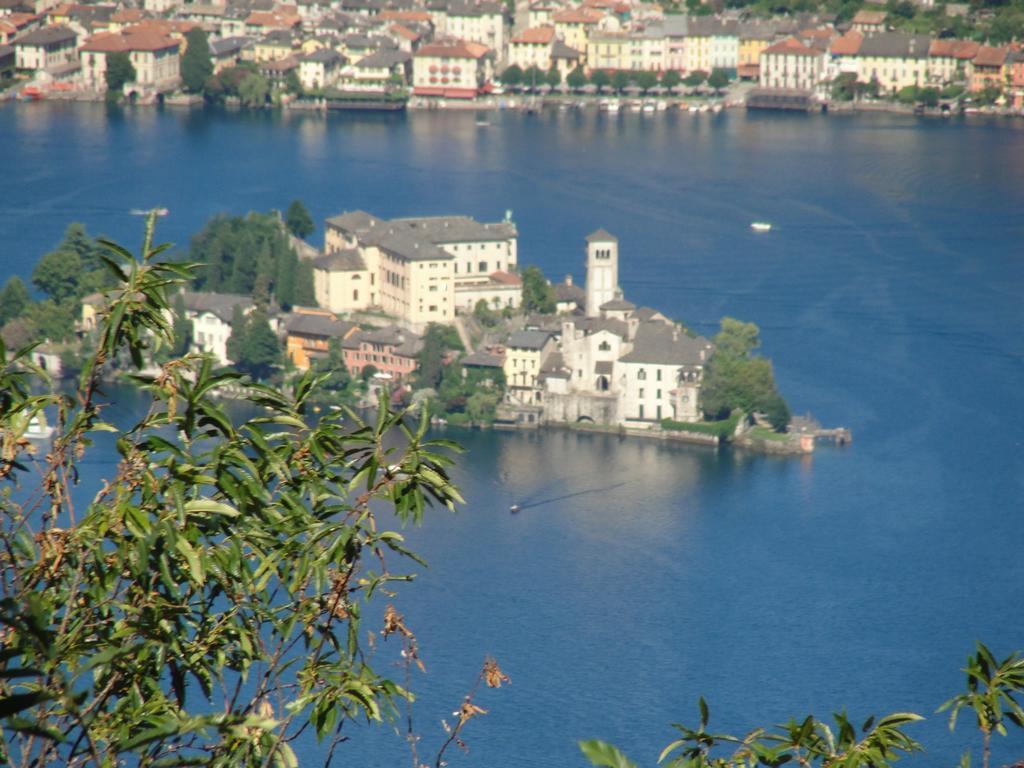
left=314, top=210, right=519, bottom=331
left=502, top=229, right=713, bottom=429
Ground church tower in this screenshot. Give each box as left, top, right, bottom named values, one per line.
left=584, top=229, right=619, bottom=317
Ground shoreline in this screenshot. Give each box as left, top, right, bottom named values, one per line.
left=6, top=88, right=1024, bottom=121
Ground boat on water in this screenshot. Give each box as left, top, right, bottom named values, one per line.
left=751, top=221, right=772, bottom=232
left=509, top=504, right=521, bottom=514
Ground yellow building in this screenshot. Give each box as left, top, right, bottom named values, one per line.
left=855, top=32, right=930, bottom=93
left=586, top=32, right=628, bottom=71
left=503, top=330, right=555, bottom=394
left=552, top=7, right=604, bottom=55
left=508, top=25, right=556, bottom=72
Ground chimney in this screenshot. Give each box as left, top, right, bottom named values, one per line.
left=565, top=274, right=573, bottom=286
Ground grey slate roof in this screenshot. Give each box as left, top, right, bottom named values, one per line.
left=210, top=36, right=254, bottom=56
left=180, top=291, right=254, bottom=323
left=344, top=325, right=423, bottom=356
left=447, top=0, right=502, bottom=15
left=377, top=232, right=451, bottom=262
left=506, top=330, right=552, bottom=350
left=579, top=317, right=628, bottom=338
left=619, top=322, right=712, bottom=366
left=312, top=248, right=366, bottom=271
left=394, top=215, right=517, bottom=243
left=285, top=313, right=356, bottom=338
left=355, top=49, right=410, bottom=68
left=554, top=280, right=584, bottom=303
left=858, top=32, right=930, bottom=59
left=600, top=298, right=635, bottom=311
left=586, top=228, right=617, bottom=243
left=462, top=351, right=504, bottom=368
left=550, top=39, right=582, bottom=59
left=14, top=25, right=76, bottom=46
left=300, top=47, right=344, bottom=63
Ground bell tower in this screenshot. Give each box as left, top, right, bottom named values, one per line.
left=585, top=229, right=618, bottom=317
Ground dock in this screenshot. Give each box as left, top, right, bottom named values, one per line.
left=790, top=414, right=852, bottom=445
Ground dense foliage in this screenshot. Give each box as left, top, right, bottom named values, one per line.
left=188, top=210, right=315, bottom=309
left=0, top=215, right=477, bottom=767
left=105, top=52, right=136, bottom=93
left=225, top=306, right=281, bottom=381
left=520, top=265, right=556, bottom=315
left=414, top=323, right=464, bottom=390
left=181, top=28, right=213, bottom=95
left=0, top=223, right=119, bottom=347
left=285, top=199, right=315, bottom=240
left=700, top=317, right=790, bottom=430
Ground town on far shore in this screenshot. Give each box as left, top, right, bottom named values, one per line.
left=3, top=204, right=851, bottom=455
left=1, top=0, right=1023, bottom=115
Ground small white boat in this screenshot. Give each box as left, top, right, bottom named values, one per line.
left=642, top=102, right=655, bottom=114
left=751, top=221, right=772, bottom=233
left=475, top=119, right=490, bottom=127
left=509, top=504, right=521, bottom=514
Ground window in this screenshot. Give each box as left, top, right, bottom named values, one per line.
left=656, top=369, right=662, bottom=381
left=353, top=290, right=359, bottom=300
left=429, top=305, right=437, bottom=312
left=639, top=404, right=644, bottom=419
left=598, top=340, right=610, bottom=351
left=638, top=368, right=647, bottom=380
left=656, top=389, right=661, bottom=399
left=478, top=261, right=487, bottom=273
left=639, top=388, right=644, bottom=399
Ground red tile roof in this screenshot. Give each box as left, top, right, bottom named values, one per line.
left=830, top=29, right=862, bottom=55
left=763, top=36, right=819, bottom=57
left=415, top=39, right=489, bottom=58
left=389, top=23, right=420, bottom=41
left=82, top=29, right=179, bottom=52
left=111, top=8, right=145, bottom=22
left=552, top=7, right=603, bottom=24
left=490, top=270, right=522, bottom=285
left=973, top=44, right=1008, bottom=67
left=929, top=38, right=979, bottom=59
left=380, top=9, right=432, bottom=22
left=246, top=10, right=300, bottom=28
left=511, top=25, right=555, bottom=44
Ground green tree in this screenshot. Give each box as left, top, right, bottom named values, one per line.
left=0, top=213, right=471, bottom=767
left=567, top=66, right=587, bottom=90
left=0, top=276, right=30, bottom=326
left=635, top=71, right=658, bottom=92
left=180, top=27, right=213, bottom=94
left=415, top=323, right=463, bottom=390
left=938, top=643, right=1024, bottom=768
left=285, top=68, right=303, bottom=95
left=105, top=51, right=136, bottom=93
left=32, top=248, right=81, bottom=303
left=500, top=64, right=522, bottom=87
left=22, top=299, right=75, bottom=343
left=700, top=317, right=788, bottom=422
left=661, top=69, right=682, bottom=90
left=523, top=65, right=543, bottom=90
left=545, top=66, right=562, bottom=87
left=611, top=70, right=631, bottom=93
left=590, top=69, right=611, bottom=91
left=684, top=69, right=707, bottom=87
left=285, top=199, right=315, bottom=240
left=521, top=265, right=555, bottom=314
left=238, top=72, right=270, bottom=106
left=707, top=67, right=730, bottom=93
left=225, top=303, right=247, bottom=364
left=473, top=298, right=499, bottom=327
left=236, top=309, right=280, bottom=380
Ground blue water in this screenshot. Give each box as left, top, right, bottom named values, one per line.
left=2, top=102, right=1023, bottom=767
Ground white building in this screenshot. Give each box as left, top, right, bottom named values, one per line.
left=618, top=322, right=712, bottom=424
left=13, top=25, right=76, bottom=72
left=445, top=0, right=505, bottom=59
left=412, top=39, right=493, bottom=99
left=80, top=29, right=181, bottom=92
left=584, top=228, right=618, bottom=318
left=178, top=291, right=257, bottom=366
left=759, top=36, right=823, bottom=91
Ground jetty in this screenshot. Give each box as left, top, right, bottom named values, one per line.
left=791, top=415, right=852, bottom=445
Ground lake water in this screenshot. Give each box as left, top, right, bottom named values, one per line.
left=2, top=102, right=1023, bottom=767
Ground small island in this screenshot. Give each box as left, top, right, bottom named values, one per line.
left=1, top=203, right=848, bottom=455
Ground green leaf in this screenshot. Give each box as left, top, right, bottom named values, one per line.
left=0, top=690, right=52, bottom=718
left=579, top=739, right=638, bottom=768
left=175, top=537, right=205, bottom=584
left=184, top=499, right=240, bottom=518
